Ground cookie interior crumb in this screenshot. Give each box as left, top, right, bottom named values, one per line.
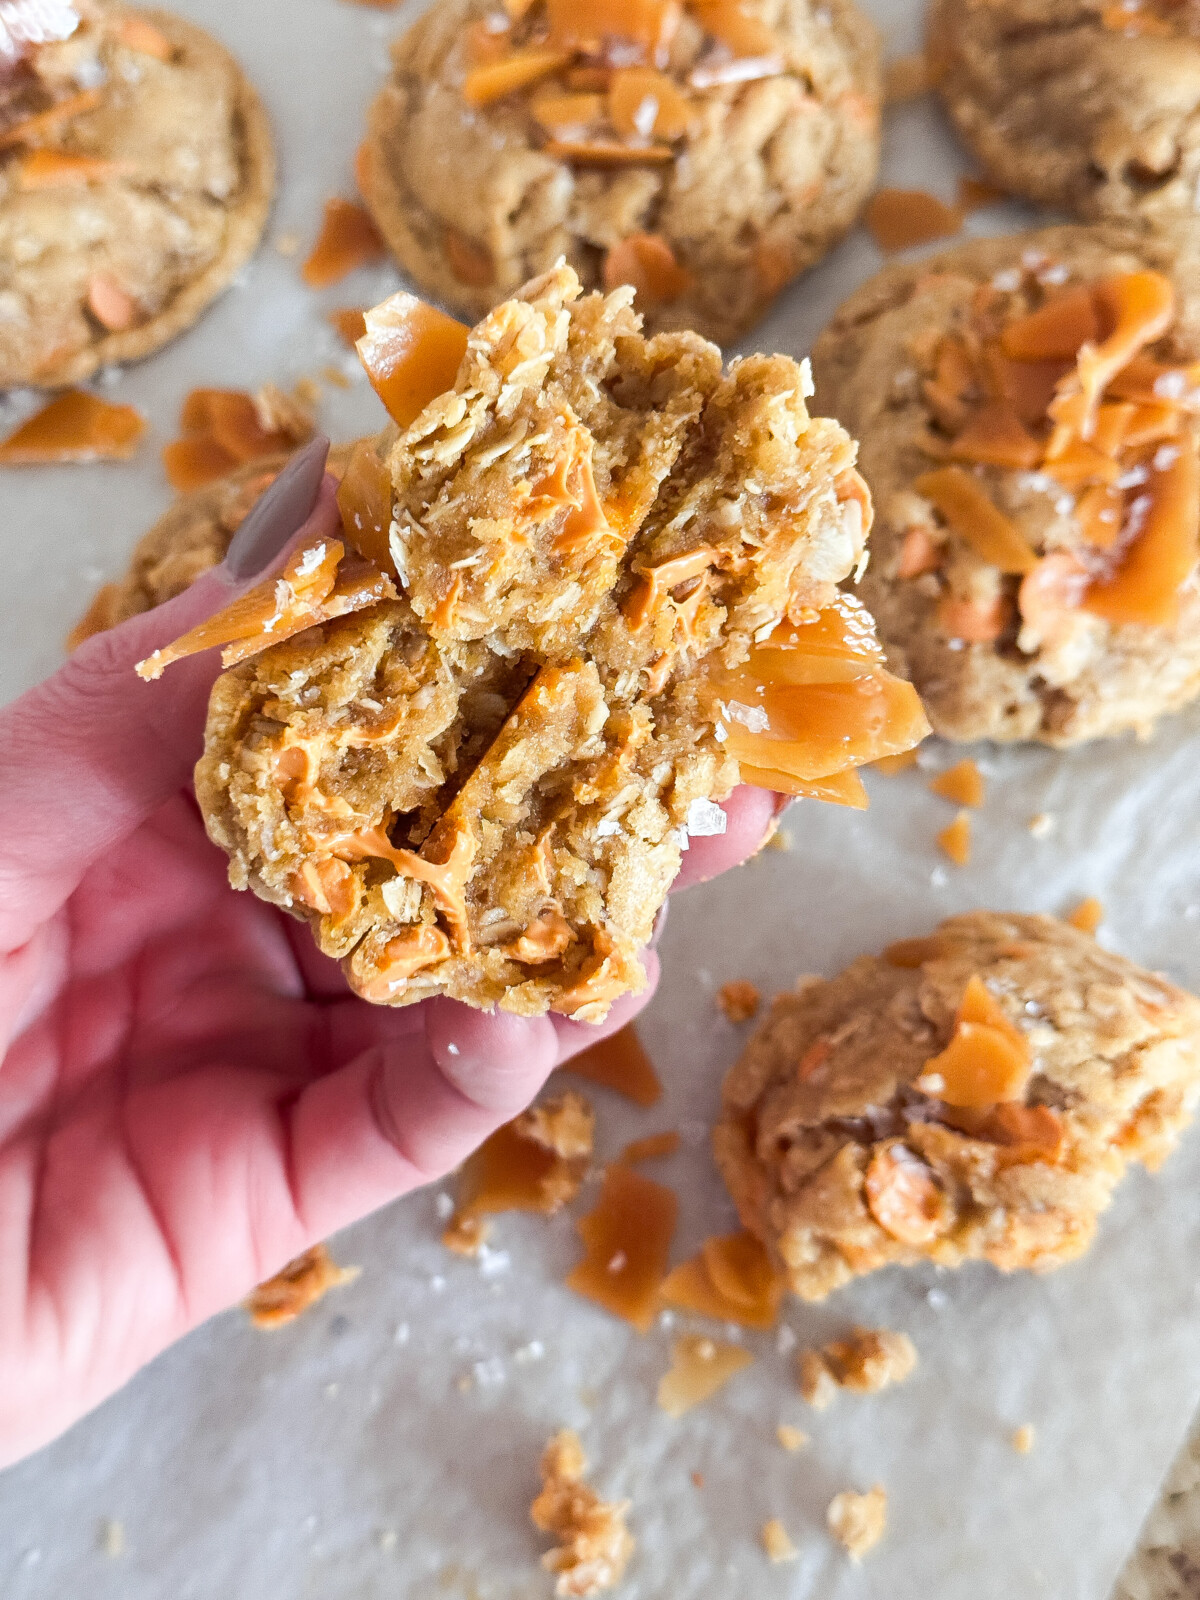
left=531, top=1430, right=634, bottom=1598
left=244, top=1244, right=360, bottom=1328
left=827, top=1485, right=887, bottom=1560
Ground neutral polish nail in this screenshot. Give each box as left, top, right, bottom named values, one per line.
left=223, top=433, right=331, bottom=579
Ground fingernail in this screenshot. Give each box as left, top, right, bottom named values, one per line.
left=223, top=434, right=331, bottom=579
left=772, top=793, right=795, bottom=819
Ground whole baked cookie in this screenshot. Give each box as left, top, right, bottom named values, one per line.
left=927, top=0, right=1200, bottom=232
left=141, top=267, right=926, bottom=1019
left=358, top=0, right=880, bottom=346
left=715, top=911, right=1200, bottom=1300
left=0, top=1, right=274, bottom=387
left=68, top=440, right=358, bottom=649
left=811, top=225, right=1200, bottom=744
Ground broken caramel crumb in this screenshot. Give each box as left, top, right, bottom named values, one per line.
left=799, top=1327, right=917, bottom=1404
left=162, top=386, right=313, bottom=491
left=515, top=1090, right=595, bottom=1161
left=873, top=748, right=919, bottom=775
left=455, top=1113, right=587, bottom=1223
left=865, top=188, right=962, bottom=253
left=564, top=1024, right=663, bottom=1107
left=531, top=1430, right=634, bottom=1598
left=937, top=810, right=972, bottom=867
left=660, top=1229, right=785, bottom=1331
left=717, top=979, right=761, bottom=1024
left=566, top=1164, right=676, bottom=1331
left=657, top=1334, right=754, bottom=1418
left=244, top=1244, right=360, bottom=1328
left=760, top=1518, right=799, bottom=1563
left=442, top=1213, right=491, bottom=1257
left=302, top=197, right=386, bottom=288
left=328, top=306, right=368, bottom=348
left=617, top=1130, right=680, bottom=1164
left=827, top=1486, right=887, bottom=1561
left=1012, top=1423, right=1036, bottom=1454
left=1067, top=897, right=1104, bottom=935
left=929, top=758, right=985, bottom=808
left=0, top=390, right=145, bottom=464
left=777, top=1423, right=808, bottom=1452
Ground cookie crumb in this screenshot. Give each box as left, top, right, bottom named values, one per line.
left=531, top=1430, right=634, bottom=1597
left=761, top=1518, right=799, bottom=1563
left=929, top=758, right=985, bottom=808
left=244, top=1244, right=360, bottom=1328
left=776, top=1423, right=808, bottom=1452
left=827, top=1486, right=887, bottom=1560
left=442, top=1213, right=491, bottom=1257
left=1028, top=811, right=1055, bottom=839
left=937, top=810, right=972, bottom=866
left=800, top=1326, right=917, bottom=1403
left=1012, top=1423, right=1036, bottom=1454
left=274, top=230, right=301, bottom=256
left=718, top=980, right=761, bottom=1024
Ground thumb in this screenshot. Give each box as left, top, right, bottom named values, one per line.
left=0, top=438, right=335, bottom=953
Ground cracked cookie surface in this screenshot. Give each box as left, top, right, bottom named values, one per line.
left=715, top=911, right=1200, bottom=1300
left=175, top=266, right=922, bottom=1019
left=359, top=0, right=879, bottom=346
left=0, top=1, right=274, bottom=387
left=812, top=225, right=1200, bottom=745
left=927, top=0, right=1200, bottom=234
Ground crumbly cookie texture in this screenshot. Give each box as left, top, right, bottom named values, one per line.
left=68, top=441, right=357, bottom=649
left=715, top=911, right=1200, bottom=1301
left=812, top=224, right=1200, bottom=745
left=0, top=1, right=274, bottom=387
left=243, top=1244, right=360, bottom=1329
left=927, top=0, right=1200, bottom=232
left=192, top=266, right=891, bottom=1020
left=360, top=0, right=880, bottom=346
left=531, top=1430, right=634, bottom=1598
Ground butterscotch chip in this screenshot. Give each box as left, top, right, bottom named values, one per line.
left=812, top=224, right=1200, bottom=746
left=531, top=1430, right=634, bottom=1597
left=718, top=979, right=761, bottom=1023
left=244, top=1243, right=360, bottom=1328
left=357, top=0, right=881, bottom=345
left=192, top=265, right=903, bottom=1019
left=827, top=1485, right=886, bottom=1560
left=714, top=910, right=1200, bottom=1300
left=69, top=443, right=359, bottom=650
left=927, top=0, right=1200, bottom=231
left=0, top=2, right=274, bottom=386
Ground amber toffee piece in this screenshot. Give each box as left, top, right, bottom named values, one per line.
left=715, top=911, right=1200, bottom=1300
left=358, top=0, right=881, bottom=345
left=0, top=1, right=274, bottom=387
left=148, top=267, right=925, bottom=1020
left=812, top=225, right=1200, bottom=745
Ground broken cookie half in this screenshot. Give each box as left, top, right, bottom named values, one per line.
left=141, top=265, right=926, bottom=1019
left=716, top=911, right=1200, bottom=1299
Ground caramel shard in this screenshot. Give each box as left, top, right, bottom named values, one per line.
left=328, top=306, right=368, bottom=347
left=542, top=138, right=674, bottom=166
left=566, top=1164, right=676, bottom=1332
left=915, top=466, right=1037, bottom=574
left=454, top=1112, right=587, bottom=1222
left=442, top=1212, right=491, bottom=1256
left=1084, top=439, right=1200, bottom=628
left=660, top=1229, right=784, bottom=1330
left=799, top=1327, right=917, bottom=1404
left=14, top=148, right=124, bottom=187
left=244, top=1243, right=360, bottom=1328
left=565, top=1024, right=663, bottom=1107
left=929, top=758, right=985, bottom=808
left=883, top=52, right=929, bottom=103
left=617, top=1130, right=680, bottom=1164
left=546, top=0, right=679, bottom=59
left=827, top=1486, right=887, bottom=1561
left=657, top=1334, right=753, bottom=1418
left=336, top=435, right=394, bottom=571
left=0, top=390, right=145, bottom=464
left=607, top=68, right=691, bottom=139
left=760, top=1518, right=798, bottom=1563
left=1012, top=1423, right=1036, bottom=1454
left=602, top=233, right=691, bottom=307
left=917, top=973, right=1032, bottom=1107
left=865, top=189, right=961, bottom=253
left=873, top=748, right=919, bottom=774
left=776, top=1423, right=808, bottom=1452
left=1001, top=286, right=1100, bottom=363
left=717, top=979, right=760, bottom=1023
left=1067, top=897, right=1104, bottom=935
left=355, top=291, right=469, bottom=429
left=691, top=0, right=783, bottom=62
left=531, top=1430, right=634, bottom=1598
left=936, top=810, right=972, bottom=867
left=462, top=46, right=569, bottom=108
left=302, top=197, right=386, bottom=288
left=162, top=387, right=313, bottom=492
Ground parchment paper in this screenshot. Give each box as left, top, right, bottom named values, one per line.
left=3, top=1, right=1200, bottom=1595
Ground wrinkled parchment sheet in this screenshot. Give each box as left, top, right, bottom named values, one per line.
left=3, top=1, right=1200, bottom=1595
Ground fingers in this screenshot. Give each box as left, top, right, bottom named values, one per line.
left=671, top=785, right=783, bottom=891
left=0, top=448, right=336, bottom=954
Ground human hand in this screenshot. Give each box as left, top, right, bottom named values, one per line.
left=0, top=441, right=780, bottom=1469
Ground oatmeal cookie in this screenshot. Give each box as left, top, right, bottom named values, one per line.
left=0, top=1, right=274, bottom=387
left=812, top=224, right=1200, bottom=744
left=68, top=441, right=358, bottom=649
left=715, top=911, right=1200, bottom=1300
left=927, top=0, right=1200, bottom=232
left=358, top=0, right=880, bottom=346
left=146, top=266, right=925, bottom=1018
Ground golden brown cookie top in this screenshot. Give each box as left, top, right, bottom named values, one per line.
left=0, top=1, right=273, bottom=386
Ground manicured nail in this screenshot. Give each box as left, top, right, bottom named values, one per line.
left=223, top=434, right=331, bottom=579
